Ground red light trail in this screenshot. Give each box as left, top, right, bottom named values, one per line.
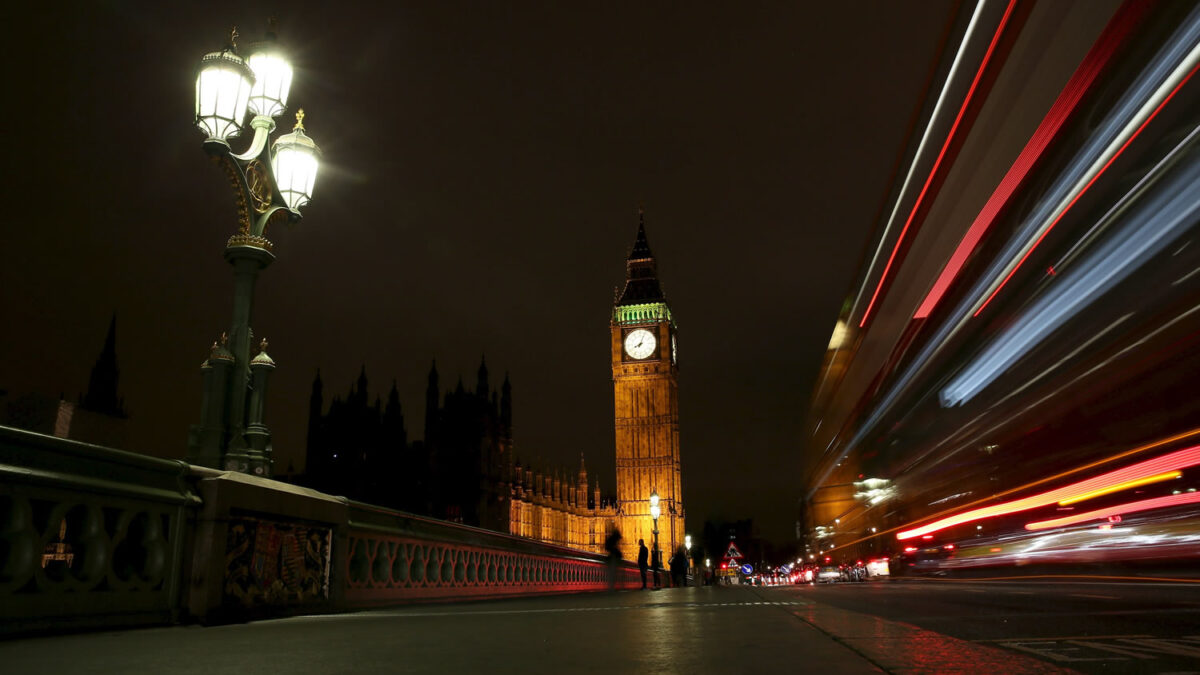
left=858, top=0, right=1018, bottom=329
left=973, top=61, right=1200, bottom=317
left=913, top=0, right=1150, bottom=319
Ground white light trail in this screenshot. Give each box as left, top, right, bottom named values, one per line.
left=1172, top=266, right=1200, bottom=286
left=847, top=0, right=989, bottom=323
left=967, top=7, right=1200, bottom=316
left=940, top=132, right=1200, bottom=407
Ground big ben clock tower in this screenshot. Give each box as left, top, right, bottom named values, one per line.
left=612, top=210, right=684, bottom=562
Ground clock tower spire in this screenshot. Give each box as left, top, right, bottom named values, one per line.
left=611, top=209, right=683, bottom=562
left=618, top=208, right=664, bottom=305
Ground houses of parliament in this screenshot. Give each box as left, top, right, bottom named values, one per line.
left=303, top=213, right=685, bottom=560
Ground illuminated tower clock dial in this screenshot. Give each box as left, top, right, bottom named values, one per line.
left=624, top=328, right=657, bottom=359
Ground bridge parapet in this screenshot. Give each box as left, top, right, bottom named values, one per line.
left=0, top=425, right=639, bottom=635
left=0, top=425, right=198, bottom=634
left=346, top=501, right=640, bottom=606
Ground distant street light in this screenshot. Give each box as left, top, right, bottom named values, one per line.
left=684, top=534, right=693, bottom=586
left=649, top=489, right=661, bottom=588
left=187, top=24, right=322, bottom=477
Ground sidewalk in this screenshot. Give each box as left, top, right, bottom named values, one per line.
left=0, top=585, right=1067, bottom=674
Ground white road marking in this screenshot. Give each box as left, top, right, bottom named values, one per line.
left=976, top=635, right=1151, bottom=642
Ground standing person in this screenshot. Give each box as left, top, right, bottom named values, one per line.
left=670, top=546, right=687, bottom=587
left=604, top=527, right=623, bottom=591
left=637, top=539, right=649, bottom=589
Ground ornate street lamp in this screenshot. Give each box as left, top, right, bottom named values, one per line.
left=649, top=489, right=661, bottom=588
left=187, top=24, right=322, bottom=477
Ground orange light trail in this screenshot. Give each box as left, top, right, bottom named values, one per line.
left=884, top=427, right=1200, bottom=546
left=896, top=444, right=1200, bottom=540
left=1057, top=470, right=1180, bottom=506
left=819, top=429, right=1200, bottom=557
left=1026, top=491, right=1200, bottom=531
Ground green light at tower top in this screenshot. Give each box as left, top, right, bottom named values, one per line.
left=612, top=302, right=674, bottom=327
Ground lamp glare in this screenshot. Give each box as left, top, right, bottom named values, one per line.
left=271, top=111, right=321, bottom=211
left=195, top=51, right=254, bottom=141
left=247, top=52, right=293, bottom=118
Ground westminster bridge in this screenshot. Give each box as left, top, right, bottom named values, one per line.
left=7, top=425, right=1198, bottom=673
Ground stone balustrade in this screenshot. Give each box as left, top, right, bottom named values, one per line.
left=346, top=501, right=639, bottom=605
left=0, top=425, right=640, bottom=635
left=0, top=425, right=197, bottom=634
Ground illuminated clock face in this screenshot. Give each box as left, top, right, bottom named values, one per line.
left=624, top=329, right=657, bottom=360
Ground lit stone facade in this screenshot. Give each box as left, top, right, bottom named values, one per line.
left=504, top=457, right=618, bottom=553
left=501, top=213, right=684, bottom=559
left=609, top=214, right=685, bottom=561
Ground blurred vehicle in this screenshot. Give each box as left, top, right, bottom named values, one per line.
left=789, top=566, right=814, bottom=584
left=865, top=558, right=890, bottom=577
left=891, top=543, right=954, bottom=576
left=817, top=565, right=841, bottom=583
left=840, top=561, right=868, bottom=582
left=800, top=1, right=1200, bottom=581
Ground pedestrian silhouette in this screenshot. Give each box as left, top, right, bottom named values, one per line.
left=670, top=546, right=687, bottom=587
left=605, top=526, right=623, bottom=590
left=637, top=539, right=650, bottom=589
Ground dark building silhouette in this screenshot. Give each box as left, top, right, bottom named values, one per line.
left=1, top=314, right=129, bottom=447
left=303, top=367, right=410, bottom=509
left=303, top=356, right=618, bottom=551
left=80, top=314, right=127, bottom=418
left=422, top=357, right=513, bottom=528
left=303, top=357, right=511, bottom=528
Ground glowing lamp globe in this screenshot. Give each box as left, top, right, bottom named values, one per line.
left=649, top=490, right=659, bottom=509
left=195, top=50, right=255, bottom=142
left=246, top=47, right=293, bottom=118
left=271, top=110, right=321, bottom=211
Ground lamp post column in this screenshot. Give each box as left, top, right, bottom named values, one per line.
left=220, top=245, right=274, bottom=475
left=649, top=489, right=661, bottom=589
left=652, top=516, right=660, bottom=588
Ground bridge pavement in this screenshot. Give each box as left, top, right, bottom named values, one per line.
left=0, top=585, right=1068, bottom=674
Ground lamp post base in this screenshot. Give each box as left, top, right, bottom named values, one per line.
left=222, top=445, right=272, bottom=477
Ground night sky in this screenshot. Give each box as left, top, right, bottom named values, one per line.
left=1, top=1, right=955, bottom=544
